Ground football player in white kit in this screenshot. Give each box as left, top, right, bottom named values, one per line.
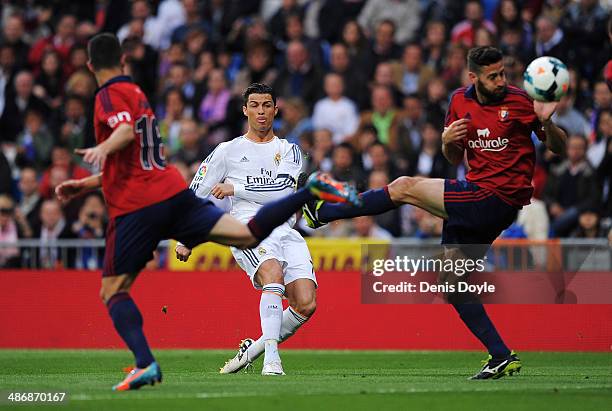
left=176, top=83, right=316, bottom=376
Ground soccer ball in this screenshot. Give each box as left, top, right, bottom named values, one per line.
left=523, top=56, right=570, bottom=102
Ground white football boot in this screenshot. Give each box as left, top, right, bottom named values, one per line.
left=219, top=338, right=255, bottom=374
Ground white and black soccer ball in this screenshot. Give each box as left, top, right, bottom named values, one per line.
left=523, top=56, right=570, bottom=102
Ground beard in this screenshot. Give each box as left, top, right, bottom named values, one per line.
left=476, top=81, right=507, bottom=104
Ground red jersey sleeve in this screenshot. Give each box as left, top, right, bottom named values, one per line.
left=95, top=87, right=135, bottom=133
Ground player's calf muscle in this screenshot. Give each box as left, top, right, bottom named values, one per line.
left=388, top=176, right=446, bottom=218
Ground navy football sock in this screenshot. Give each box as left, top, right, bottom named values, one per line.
left=453, top=303, right=511, bottom=359
left=318, top=187, right=396, bottom=223
left=248, top=188, right=315, bottom=241
left=107, top=292, right=155, bottom=369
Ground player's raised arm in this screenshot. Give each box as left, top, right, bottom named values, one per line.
left=442, top=119, right=468, bottom=166
left=233, top=144, right=302, bottom=204
left=534, top=100, right=567, bottom=156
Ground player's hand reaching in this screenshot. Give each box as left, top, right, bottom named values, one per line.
left=75, top=146, right=108, bottom=170
left=442, top=118, right=470, bottom=146
left=175, top=244, right=192, bottom=262
left=211, top=183, right=234, bottom=199
left=55, top=179, right=86, bottom=203
left=533, top=100, right=558, bottom=123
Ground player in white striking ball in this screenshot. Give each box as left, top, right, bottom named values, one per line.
left=176, top=83, right=318, bottom=376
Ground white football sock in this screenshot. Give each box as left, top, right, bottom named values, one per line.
left=247, top=306, right=309, bottom=362
left=260, top=284, right=284, bottom=364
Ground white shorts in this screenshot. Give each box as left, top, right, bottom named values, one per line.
left=231, top=225, right=316, bottom=290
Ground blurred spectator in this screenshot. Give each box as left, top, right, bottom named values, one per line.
left=159, top=88, right=190, bottom=158
left=312, top=73, right=359, bottom=144
left=358, top=0, right=420, bottom=44
left=367, top=20, right=402, bottom=71
left=0, top=195, right=21, bottom=268
left=421, top=20, right=447, bottom=73
left=0, top=70, right=48, bottom=143
left=544, top=134, right=602, bottom=236
left=278, top=97, right=313, bottom=145
left=33, top=50, right=64, bottom=111
left=165, top=63, right=197, bottom=112
left=306, top=128, right=334, bottom=174
left=372, top=61, right=403, bottom=107
left=170, top=0, right=207, bottom=45
left=122, top=35, right=159, bottom=105
left=28, top=14, right=77, bottom=70
left=57, top=95, right=88, bottom=159
left=279, top=12, right=324, bottom=68
left=329, top=42, right=369, bottom=109
left=36, top=198, right=75, bottom=269
left=330, top=142, right=366, bottom=189
left=423, top=77, right=449, bottom=126
left=269, top=0, right=303, bottom=44
left=451, top=0, right=497, bottom=48
left=172, top=119, right=212, bottom=168
left=0, top=14, right=29, bottom=70
left=17, top=167, right=43, bottom=234
left=532, top=15, right=568, bottom=62
left=410, top=206, right=443, bottom=239
left=16, top=109, right=53, bottom=169
left=232, top=41, right=278, bottom=95
left=273, top=40, right=324, bottom=108
left=552, top=94, right=592, bottom=138
left=39, top=146, right=91, bottom=200
left=570, top=207, right=607, bottom=238
left=397, top=94, right=426, bottom=163
left=560, top=0, right=610, bottom=80
left=590, top=80, right=612, bottom=138
left=364, top=141, right=399, bottom=179
left=409, top=122, right=455, bottom=179
left=198, top=68, right=231, bottom=144
left=440, top=45, right=467, bottom=91
left=397, top=43, right=435, bottom=94
left=0, top=152, right=11, bottom=196
left=359, top=85, right=402, bottom=150
left=340, top=20, right=372, bottom=74
left=71, top=193, right=107, bottom=269
left=117, top=0, right=162, bottom=50
left=352, top=215, right=393, bottom=239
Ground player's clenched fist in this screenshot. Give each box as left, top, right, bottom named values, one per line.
left=442, top=118, right=470, bottom=145
left=175, top=244, right=192, bottom=262
left=210, top=183, right=234, bottom=199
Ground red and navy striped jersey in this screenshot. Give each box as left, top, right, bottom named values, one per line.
left=94, top=76, right=186, bottom=217
left=444, top=85, right=546, bottom=207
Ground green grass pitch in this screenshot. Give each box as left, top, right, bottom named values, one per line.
left=0, top=350, right=610, bottom=410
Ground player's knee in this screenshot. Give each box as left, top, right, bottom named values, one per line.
left=388, top=176, right=422, bottom=202
left=292, top=297, right=316, bottom=318
left=99, top=276, right=131, bottom=303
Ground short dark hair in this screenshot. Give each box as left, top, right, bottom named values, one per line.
left=467, top=46, right=503, bottom=73
left=242, top=83, right=276, bottom=106
left=87, top=33, right=122, bottom=71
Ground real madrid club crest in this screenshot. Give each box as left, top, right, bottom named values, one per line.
left=274, top=152, right=281, bottom=166
left=499, top=107, right=509, bottom=121
left=258, top=247, right=267, bottom=256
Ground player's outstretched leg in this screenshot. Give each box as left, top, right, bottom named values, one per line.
left=102, top=276, right=162, bottom=391
left=220, top=279, right=315, bottom=374
left=303, top=176, right=446, bottom=229
left=247, top=172, right=360, bottom=244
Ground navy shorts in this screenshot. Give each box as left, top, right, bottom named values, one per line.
left=103, top=189, right=225, bottom=277
left=442, top=180, right=518, bottom=257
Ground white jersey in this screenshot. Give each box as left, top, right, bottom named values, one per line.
left=188, top=135, right=316, bottom=290
left=189, top=135, right=303, bottom=225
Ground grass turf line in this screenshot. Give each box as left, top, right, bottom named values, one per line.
left=0, top=350, right=610, bottom=410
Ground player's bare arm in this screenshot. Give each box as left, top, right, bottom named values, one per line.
left=55, top=173, right=103, bottom=203
left=442, top=118, right=468, bottom=165
left=534, top=100, right=567, bottom=156
left=76, top=123, right=134, bottom=169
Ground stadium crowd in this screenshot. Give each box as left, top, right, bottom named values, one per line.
left=0, top=0, right=610, bottom=268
